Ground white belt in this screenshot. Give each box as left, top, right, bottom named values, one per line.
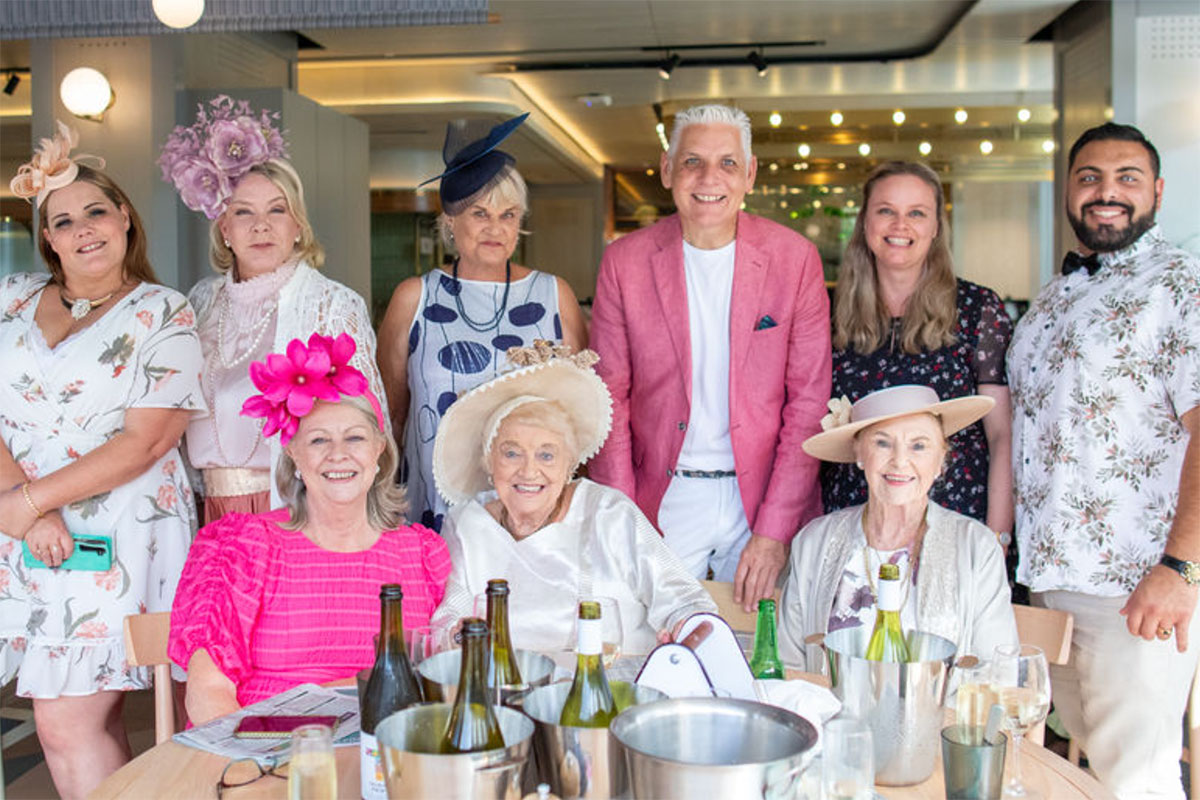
left=202, top=467, right=270, bottom=498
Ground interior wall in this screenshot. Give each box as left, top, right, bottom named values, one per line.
left=525, top=182, right=605, bottom=307
left=951, top=181, right=1047, bottom=302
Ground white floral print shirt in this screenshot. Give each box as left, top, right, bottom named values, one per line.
left=1008, top=226, right=1200, bottom=595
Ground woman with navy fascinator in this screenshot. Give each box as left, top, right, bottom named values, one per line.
left=377, top=112, right=587, bottom=531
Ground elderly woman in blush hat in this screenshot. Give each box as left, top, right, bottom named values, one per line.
left=779, top=385, right=1018, bottom=670
left=377, top=113, right=587, bottom=532
left=429, top=343, right=715, bottom=657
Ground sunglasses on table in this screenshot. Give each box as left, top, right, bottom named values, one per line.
left=216, top=757, right=288, bottom=797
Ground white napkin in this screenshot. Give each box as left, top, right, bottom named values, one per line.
left=753, top=678, right=841, bottom=750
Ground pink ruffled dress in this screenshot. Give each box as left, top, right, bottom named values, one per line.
left=168, top=510, right=451, bottom=706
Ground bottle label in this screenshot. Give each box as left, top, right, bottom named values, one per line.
left=877, top=575, right=902, bottom=612
left=577, top=618, right=602, bottom=655
left=360, top=733, right=387, bottom=800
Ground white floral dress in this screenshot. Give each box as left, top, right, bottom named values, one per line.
left=0, top=273, right=204, bottom=698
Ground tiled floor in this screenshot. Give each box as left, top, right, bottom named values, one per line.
left=2, top=685, right=158, bottom=800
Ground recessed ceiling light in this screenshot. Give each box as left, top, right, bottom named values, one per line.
left=892, top=110, right=905, bottom=125
left=797, top=143, right=811, bottom=158
left=769, top=111, right=782, bottom=128
left=830, top=111, right=844, bottom=126
left=919, top=141, right=932, bottom=156
left=858, top=143, right=871, bottom=156
left=979, top=140, right=994, bottom=155
left=1017, top=107, right=1031, bottom=123
left=954, top=109, right=968, bottom=124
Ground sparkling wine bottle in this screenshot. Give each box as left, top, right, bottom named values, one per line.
left=865, top=563, right=911, bottom=662
left=359, top=584, right=423, bottom=800
left=558, top=600, right=617, bottom=728
left=485, top=579, right=523, bottom=690
left=440, top=618, right=505, bottom=753
left=748, top=598, right=786, bottom=679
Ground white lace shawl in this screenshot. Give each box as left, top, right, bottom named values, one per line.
left=188, top=263, right=390, bottom=505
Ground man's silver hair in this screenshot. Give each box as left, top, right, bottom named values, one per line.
left=666, top=104, right=753, bottom=169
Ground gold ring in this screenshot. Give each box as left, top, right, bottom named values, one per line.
left=1158, top=627, right=1173, bottom=640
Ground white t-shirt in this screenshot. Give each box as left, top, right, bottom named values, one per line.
left=678, top=240, right=736, bottom=470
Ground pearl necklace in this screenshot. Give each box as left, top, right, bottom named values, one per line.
left=216, top=286, right=276, bottom=370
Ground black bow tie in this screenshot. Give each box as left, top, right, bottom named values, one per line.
left=1062, top=251, right=1101, bottom=276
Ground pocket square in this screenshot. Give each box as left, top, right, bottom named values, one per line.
left=755, top=315, right=778, bottom=331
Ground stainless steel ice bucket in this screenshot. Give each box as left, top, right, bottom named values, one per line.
left=518, top=681, right=665, bottom=799
left=417, top=648, right=556, bottom=705
left=610, top=697, right=818, bottom=800
left=376, top=703, right=535, bottom=800
left=822, top=627, right=957, bottom=786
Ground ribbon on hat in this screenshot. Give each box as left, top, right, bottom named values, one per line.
left=9, top=121, right=105, bottom=205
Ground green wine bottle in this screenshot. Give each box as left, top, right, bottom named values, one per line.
left=558, top=600, right=617, bottom=728
left=440, top=618, right=505, bottom=753
left=748, top=598, right=786, bottom=679
left=865, top=563, right=911, bottom=662
left=360, top=584, right=423, bottom=800
left=485, top=579, right=523, bottom=690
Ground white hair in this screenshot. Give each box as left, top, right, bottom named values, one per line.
left=667, top=104, right=753, bottom=168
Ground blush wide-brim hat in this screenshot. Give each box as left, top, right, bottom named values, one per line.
left=432, top=346, right=613, bottom=506
left=802, top=384, right=994, bottom=464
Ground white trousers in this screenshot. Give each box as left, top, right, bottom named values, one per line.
left=657, top=474, right=752, bottom=582
left=1033, top=590, right=1200, bottom=800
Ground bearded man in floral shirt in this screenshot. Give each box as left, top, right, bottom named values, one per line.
left=1009, top=122, right=1200, bottom=800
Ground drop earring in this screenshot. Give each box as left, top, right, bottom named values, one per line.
left=855, top=461, right=863, bottom=469
left=223, top=239, right=231, bottom=248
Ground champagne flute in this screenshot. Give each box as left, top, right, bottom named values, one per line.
left=993, top=644, right=1051, bottom=799
left=288, top=724, right=336, bottom=800
left=955, top=660, right=998, bottom=727
left=566, top=596, right=623, bottom=668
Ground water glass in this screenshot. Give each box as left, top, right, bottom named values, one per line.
left=942, top=724, right=1007, bottom=800
left=288, top=723, right=336, bottom=800
left=822, top=716, right=874, bottom=800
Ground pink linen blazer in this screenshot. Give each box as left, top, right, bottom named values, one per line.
left=588, top=212, right=831, bottom=544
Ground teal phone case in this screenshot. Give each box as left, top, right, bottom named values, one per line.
left=22, top=535, right=113, bottom=571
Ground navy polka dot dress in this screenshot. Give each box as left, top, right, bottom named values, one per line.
left=402, top=268, right=563, bottom=531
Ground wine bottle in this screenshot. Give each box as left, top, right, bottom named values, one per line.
left=559, top=600, right=617, bottom=728
left=865, top=563, right=911, bottom=662
left=748, top=598, right=786, bottom=679
left=485, top=579, right=523, bottom=690
left=360, top=584, right=423, bottom=800
left=440, top=618, right=505, bottom=753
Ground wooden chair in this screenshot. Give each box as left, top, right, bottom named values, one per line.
left=700, top=580, right=780, bottom=633
left=123, top=612, right=175, bottom=744
left=1013, top=604, right=1073, bottom=745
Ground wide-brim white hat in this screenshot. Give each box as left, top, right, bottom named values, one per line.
left=432, top=343, right=613, bottom=505
left=802, top=384, right=994, bottom=463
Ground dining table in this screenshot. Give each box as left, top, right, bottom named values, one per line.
left=90, top=673, right=1115, bottom=800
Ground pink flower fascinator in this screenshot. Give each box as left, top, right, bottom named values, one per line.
left=241, top=333, right=385, bottom=446
left=9, top=120, right=105, bottom=205
left=158, top=95, right=287, bottom=219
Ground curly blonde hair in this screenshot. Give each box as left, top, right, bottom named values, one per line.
left=832, top=161, right=957, bottom=355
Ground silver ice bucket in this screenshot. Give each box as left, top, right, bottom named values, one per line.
left=519, top=681, right=665, bottom=799
left=610, top=697, right=817, bottom=800
left=376, top=703, right=534, bottom=800
left=418, top=648, right=555, bottom=705
left=823, top=627, right=956, bottom=785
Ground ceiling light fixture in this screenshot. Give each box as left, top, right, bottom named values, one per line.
left=769, top=162, right=779, bottom=172
left=1042, top=139, right=1056, bottom=154
left=60, top=67, right=115, bottom=121
left=653, top=102, right=669, bottom=151
left=747, top=49, right=768, bottom=77
left=152, top=0, right=205, bottom=28
left=769, top=111, right=782, bottom=128
left=892, top=110, right=906, bottom=125
left=2, top=73, right=19, bottom=96
left=954, top=108, right=968, bottom=124
left=979, top=139, right=994, bottom=155
left=918, top=141, right=932, bottom=156
left=797, top=143, right=810, bottom=158
left=858, top=143, right=871, bottom=156
left=830, top=111, right=843, bottom=126
left=836, top=162, right=845, bottom=170
left=658, top=53, right=680, bottom=81
left=792, top=163, right=802, bottom=171
left=1017, top=107, right=1031, bottom=123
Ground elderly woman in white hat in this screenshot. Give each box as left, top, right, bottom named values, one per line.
left=778, top=385, right=1017, bottom=670
left=429, top=342, right=715, bottom=656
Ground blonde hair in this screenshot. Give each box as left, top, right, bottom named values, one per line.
left=276, top=396, right=408, bottom=531
left=832, top=161, right=957, bottom=355
left=481, top=400, right=582, bottom=474
left=437, top=165, right=529, bottom=250
left=208, top=159, right=325, bottom=275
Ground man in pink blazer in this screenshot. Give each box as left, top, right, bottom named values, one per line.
left=590, top=104, right=831, bottom=610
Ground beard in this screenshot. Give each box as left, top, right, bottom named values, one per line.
left=1067, top=199, right=1156, bottom=253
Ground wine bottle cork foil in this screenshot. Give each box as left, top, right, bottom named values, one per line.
left=522, top=783, right=561, bottom=800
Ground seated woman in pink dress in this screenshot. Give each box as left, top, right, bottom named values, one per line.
left=169, top=333, right=450, bottom=724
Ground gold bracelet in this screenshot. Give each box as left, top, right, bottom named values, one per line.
left=21, top=482, right=44, bottom=519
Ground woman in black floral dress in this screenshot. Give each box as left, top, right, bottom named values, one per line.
left=823, top=161, right=1013, bottom=539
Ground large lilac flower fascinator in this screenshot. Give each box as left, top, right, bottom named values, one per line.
left=241, top=333, right=385, bottom=446
left=158, top=95, right=287, bottom=219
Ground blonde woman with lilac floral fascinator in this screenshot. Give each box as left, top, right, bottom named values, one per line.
left=1, top=122, right=204, bottom=800
left=159, top=95, right=389, bottom=524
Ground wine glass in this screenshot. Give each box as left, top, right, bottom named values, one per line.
left=566, top=596, right=623, bottom=668
left=955, top=659, right=998, bottom=727
left=406, top=625, right=449, bottom=668
left=993, top=644, right=1051, bottom=798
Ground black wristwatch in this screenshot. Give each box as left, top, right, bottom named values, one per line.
left=1160, top=554, right=1200, bottom=586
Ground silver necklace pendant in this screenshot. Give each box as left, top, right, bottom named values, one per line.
left=70, top=298, right=93, bottom=320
